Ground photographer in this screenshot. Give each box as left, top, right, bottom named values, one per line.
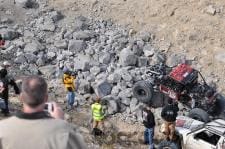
left=0, top=76, right=86, bottom=149
left=62, top=68, right=76, bottom=110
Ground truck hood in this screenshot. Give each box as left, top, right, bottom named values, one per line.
left=176, top=116, right=204, bottom=136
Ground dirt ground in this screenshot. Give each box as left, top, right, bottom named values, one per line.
left=49, top=0, right=225, bottom=92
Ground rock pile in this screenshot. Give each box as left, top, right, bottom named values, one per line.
left=0, top=0, right=186, bottom=122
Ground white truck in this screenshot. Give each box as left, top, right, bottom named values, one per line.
left=158, top=116, right=225, bottom=149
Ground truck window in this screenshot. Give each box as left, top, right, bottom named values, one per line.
left=194, top=130, right=220, bottom=146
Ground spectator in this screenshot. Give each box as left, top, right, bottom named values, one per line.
left=143, top=105, right=155, bottom=149
left=91, top=96, right=105, bottom=135
left=0, top=65, right=20, bottom=116
left=161, top=98, right=179, bottom=141
left=62, top=68, right=76, bottom=110
left=0, top=76, right=86, bottom=149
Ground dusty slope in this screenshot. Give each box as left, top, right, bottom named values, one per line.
left=49, top=0, right=225, bottom=92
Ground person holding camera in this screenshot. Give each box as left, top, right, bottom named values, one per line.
left=62, top=68, right=76, bottom=110
left=0, top=76, right=86, bottom=149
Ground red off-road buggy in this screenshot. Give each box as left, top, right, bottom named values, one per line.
left=133, top=63, right=221, bottom=122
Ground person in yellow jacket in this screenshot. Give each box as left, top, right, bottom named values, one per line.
left=91, top=97, right=105, bottom=133
left=63, top=69, right=76, bottom=110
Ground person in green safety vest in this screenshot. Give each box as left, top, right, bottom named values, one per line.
left=91, top=97, right=105, bottom=132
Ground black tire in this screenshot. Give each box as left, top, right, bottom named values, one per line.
left=188, top=108, right=210, bottom=122
left=133, top=81, right=153, bottom=103
left=158, top=140, right=178, bottom=149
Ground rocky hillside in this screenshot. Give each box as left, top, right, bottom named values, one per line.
left=50, top=0, right=225, bottom=93
left=1, top=0, right=225, bottom=148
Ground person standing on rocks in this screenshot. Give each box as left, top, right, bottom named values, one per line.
left=0, top=34, right=5, bottom=49
left=0, top=64, right=20, bottom=116
left=0, top=76, right=86, bottom=149
left=62, top=68, right=76, bottom=110
left=161, top=98, right=179, bottom=141
left=91, top=96, right=105, bottom=134
left=142, top=105, right=155, bottom=149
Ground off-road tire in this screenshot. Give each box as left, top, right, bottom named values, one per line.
left=158, top=140, right=178, bottom=149
left=188, top=108, right=210, bottom=122
left=133, top=80, right=153, bottom=103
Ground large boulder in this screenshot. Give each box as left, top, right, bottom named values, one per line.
left=68, top=40, right=87, bottom=53
left=15, top=0, right=37, bottom=8
left=95, top=80, right=112, bottom=98
left=77, top=79, right=91, bottom=94
left=24, top=40, right=44, bottom=54
left=102, top=96, right=119, bottom=115
left=1, top=30, right=20, bottom=40
left=119, top=48, right=137, bottom=66
left=74, top=54, right=91, bottom=71
left=73, top=30, right=95, bottom=41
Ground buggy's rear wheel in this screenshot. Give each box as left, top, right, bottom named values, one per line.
left=133, top=81, right=153, bottom=103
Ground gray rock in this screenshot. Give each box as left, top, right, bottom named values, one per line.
left=150, top=52, right=166, bottom=65
left=24, top=40, right=44, bottom=53
left=39, top=65, right=56, bottom=79
left=49, top=11, right=64, bottom=22
left=95, top=80, right=112, bottom=98
left=130, top=98, right=138, bottom=113
left=73, top=16, right=89, bottom=30
left=118, top=88, right=133, bottom=98
left=0, top=17, right=13, bottom=24
left=1, top=30, right=20, bottom=40
left=111, top=85, right=122, bottom=96
left=38, top=17, right=56, bottom=32
left=54, top=40, right=68, bottom=49
left=24, top=53, right=38, bottom=63
left=121, top=72, right=133, bottom=82
left=90, top=66, right=101, bottom=76
left=138, top=57, right=149, bottom=67
left=107, top=100, right=118, bottom=115
left=28, top=64, right=40, bottom=75
left=47, top=52, right=56, bottom=59
left=99, top=52, right=111, bottom=64
left=215, top=52, right=225, bottom=63
left=107, top=73, right=122, bottom=83
left=121, top=97, right=131, bottom=106
left=119, top=48, right=137, bottom=66
left=206, top=5, right=216, bottom=15
left=68, top=40, right=87, bottom=53
left=73, top=30, right=95, bottom=41
left=167, top=53, right=186, bottom=67
left=143, top=44, right=155, bottom=57
left=15, top=0, right=36, bottom=8
left=14, top=55, right=26, bottom=64
left=78, top=79, right=91, bottom=94
left=74, top=54, right=91, bottom=71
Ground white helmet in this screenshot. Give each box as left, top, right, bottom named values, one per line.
left=3, top=61, right=11, bottom=66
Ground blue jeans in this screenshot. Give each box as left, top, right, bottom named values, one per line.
left=144, top=127, right=154, bottom=149
left=67, top=91, right=75, bottom=106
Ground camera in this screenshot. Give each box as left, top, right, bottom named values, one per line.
left=44, top=102, right=54, bottom=112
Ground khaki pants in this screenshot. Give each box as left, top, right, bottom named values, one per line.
left=161, top=121, right=175, bottom=140
left=93, top=119, right=104, bottom=131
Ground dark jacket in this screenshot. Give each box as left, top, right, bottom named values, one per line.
left=161, top=103, right=179, bottom=122
left=143, top=109, right=155, bottom=128
left=0, top=68, right=20, bottom=100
